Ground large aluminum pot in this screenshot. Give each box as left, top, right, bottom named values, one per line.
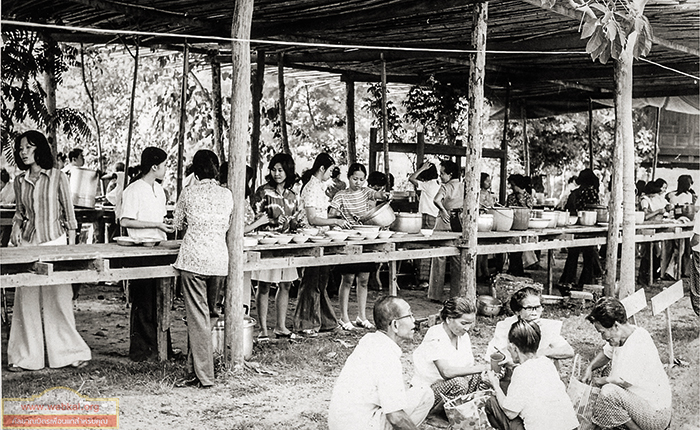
left=69, top=167, right=99, bottom=208
left=587, top=204, right=609, bottom=223
left=212, top=316, right=256, bottom=359
left=578, top=210, right=597, bottom=226
left=487, top=207, right=514, bottom=232
left=360, top=200, right=396, bottom=227
left=509, top=207, right=531, bottom=231
left=391, top=212, right=422, bottom=233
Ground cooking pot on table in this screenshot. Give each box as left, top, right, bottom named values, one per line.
left=477, top=214, right=494, bottom=232
left=391, top=212, right=422, bottom=233
left=578, top=210, right=597, bottom=226
left=359, top=200, right=396, bottom=227
left=487, top=207, right=514, bottom=232
left=509, top=207, right=531, bottom=231
left=586, top=204, right=609, bottom=223
left=69, top=167, right=100, bottom=208
left=541, top=211, right=559, bottom=228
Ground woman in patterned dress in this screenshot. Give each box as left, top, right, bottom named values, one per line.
left=252, top=153, right=305, bottom=339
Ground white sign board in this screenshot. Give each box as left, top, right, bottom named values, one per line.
left=621, top=288, right=647, bottom=318
left=651, top=281, right=685, bottom=316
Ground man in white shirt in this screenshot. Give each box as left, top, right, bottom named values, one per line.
left=328, top=296, right=433, bottom=430
left=62, top=148, right=84, bottom=178
left=690, top=214, right=700, bottom=316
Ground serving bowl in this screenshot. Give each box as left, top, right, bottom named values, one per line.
left=309, top=236, right=332, bottom=244
left=258, top=237, right=279, bottom=245
left=420, top=228, right=434, bottom=237
left=325, top=230, right=349, bottom=242
left=346, top=231, right=366, bottom=241
left=114, top=236, right=136, bottom=246
left=276, top=234, right=293, bottom=245
left=528, top=218, right=551, bottom=229
left=292, top=234, right=308, bottom=244
left=477, top=295, right=502, bottom=317
left=377, top=231, right=394, bottom=239
left=300, top=227, right=319, bottom=236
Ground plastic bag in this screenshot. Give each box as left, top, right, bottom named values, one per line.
left=443, top=389, right=495, bottom=430
left=567, top=355, right=600, bottom=430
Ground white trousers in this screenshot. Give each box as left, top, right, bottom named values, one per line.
left=7, top=235, right=91, bottom=370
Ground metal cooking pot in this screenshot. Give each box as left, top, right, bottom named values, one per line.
left=360, top=201, right=396, bottom=227
left=69, top=167, right=99, bottom=208
left=391, top=212, right=422, bottom=233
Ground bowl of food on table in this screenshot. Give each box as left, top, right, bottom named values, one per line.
left=276, top=234, right=294, bottom=245
left=325, top=230, right=349, bottom=242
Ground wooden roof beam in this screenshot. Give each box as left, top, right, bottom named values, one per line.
left=518, top=0, right=700, bottom=56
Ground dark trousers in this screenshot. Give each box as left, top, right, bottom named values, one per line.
left=181, top=270, right=221, bottom=386
left=129, top=278, right=172, bottom=362
left=293, top=266, right=337, bottom=332
left=484, top=396, right=525, bottom=430
left=559, top=246, right=602, bottom=287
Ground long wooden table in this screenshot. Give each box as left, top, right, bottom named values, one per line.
left=1, top=221, right=693, bottom=360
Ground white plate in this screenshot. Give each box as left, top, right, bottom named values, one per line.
left=346, top=234, right=365, bottom=241
left=310, top=237, right=332, bottom=244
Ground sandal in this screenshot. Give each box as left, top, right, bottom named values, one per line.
left=355, top=317, right=375, bottom=330
left=274, top=331, right=301, bottom=340
left=256, top=334, right=270, bottom=343
left=7, top=364, right=26, bottom=373
left=70, top=360, right=89, bottom=369
left=340, top=320, right=355, bottom=331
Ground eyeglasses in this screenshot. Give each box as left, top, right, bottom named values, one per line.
left=394, top=313, right=414, bottom=323
left=521, top=305, right=543, bottom=312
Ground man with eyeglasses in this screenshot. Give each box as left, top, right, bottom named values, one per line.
left=328, top=296, right=433, bottom=430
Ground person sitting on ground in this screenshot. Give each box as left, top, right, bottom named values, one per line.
left=583, top=297, right=672, bottom=430
left=328, top=296, right=433, bottom=430
left=484, top=287, right=573, bottom=393
left=411, top=297, right=487, bottom=413
left=484, top=319, right=579, bottom=430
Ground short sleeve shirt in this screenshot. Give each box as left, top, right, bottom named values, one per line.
left=328, top=332, right=408, bottom=430
left=502, top=356, right=579, bottom=430
left=301, top=175, right=330, bottom=219
left=253, top=183, right=302, bottom=233
left=120, top=179, right=168, bottom=240
left=484, top=316, right=566, bottom=363
left=330, top=187, right=377, bottom=222
left=603, top=326, right=672, bottom=409
left=173, top=179, right=233, bottom=276
left=416, top=180, right=441, bottom=217
left=436, top=179, right=464, bottom=212
left=411, top=323, right=475, bottom=388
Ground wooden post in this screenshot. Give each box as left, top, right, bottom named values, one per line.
left=122, top=43, right=140, bottom=192
left=522, top=105, right=529, bottom=176
left=211, top=52, right=225, bottom=161
left=615, top=28, right=641, bottom=299
left=605, top=131, right=623, bottom=296
left=156, top=277, right=172, bottom=361
left=42, top=33, right=57, bottom=154
left=460, top=1, right=488, bottom=302
left=381, top=54, right=390, bottom=183
left=251, top=49, right=265, bottom=189
left=500, top=84, right=510, bottom=205
left=652, top=106, right=661, bottom=180
left=588, top=99, right=594, bottom=170
left=278, top=53, right=291, bottom=155
left=346, top=78, right=357, bottom=165
left=369, top=128, right=378, bottom=172
left=417, top=132, right=425, bottom=167
left=80, top=44, right=103, bottom=173
left=226, top=0, right=254, bottom=369
left=177, top=42, right=189, bottom=201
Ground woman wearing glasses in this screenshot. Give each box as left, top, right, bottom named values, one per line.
left=484, top=287, right=573, bottom=392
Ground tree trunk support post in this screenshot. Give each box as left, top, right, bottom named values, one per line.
left=42, top=33, right=58, bottom=154
left=606, top=122, right=623, bottom=296
left=177, top=42, right=189, bottom=201
left=210, top=52, right=225, bottom=162
left=123, top=43, right=140, bottom=192
left=346, top=78, right=357, bottom=165
left=381, top=53, right=390, bottom=187
left=369, top=128, right=378, bottom=173
left=588, top=98, right=594, bottom=170
left=251, top=49, right=265, bottom=190
left=499, top=84, right=510, bottom=205
left=652, top=106, right=661, bottom=181
left=278, top=53, right=290, bottom=155
left=460, top=1, right=488, bottom=302
left=522, top=105, right=529, bottom=176
left=615, top=27, right=641, bottom=299
left=226, top=0, right=254, bottom=369
left=417, top=132, right=425, bottom=167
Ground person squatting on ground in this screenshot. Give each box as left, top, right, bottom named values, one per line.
left=328, top=296, right=433, bottom=430
left=7, top=130, right=91, bottom=372
left=583, top=297, right=672, bottom=430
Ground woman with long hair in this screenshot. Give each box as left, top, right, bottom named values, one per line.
left=409, top=162, right=441, bottom=288
left=252, top=153, right=304, bottom=339
left=7, top=130, right=92, bottom=372
left=293, top=153, right=348, bottom=335
left=120, top=146, right=176, bottom=361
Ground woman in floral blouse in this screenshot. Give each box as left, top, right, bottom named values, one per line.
left=253, top=153, right=304, bottom=339
left=293, top=153, right=348, bottom=336
left=173, top=150, right=232, bottom=388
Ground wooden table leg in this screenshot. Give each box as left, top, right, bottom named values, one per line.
left=676, top=239, right=685, bottom=280
left=649, top=242, right=654, bottom=286
left=156, top=277, right=173, bottom=361
left=547, top=249, right=554, bottom=295
left=660, top=240, right=670, bottom=279
left=389, top=261, right=397, bottom=296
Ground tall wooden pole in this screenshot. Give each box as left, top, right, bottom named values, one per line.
left=460, top=2, right=488, bottom=301
left=605, top=132, right=622, bottom=296
left=278, top=53, right=291, bottom=155
left=522, top=105, right=529, bottom=176
left=226, top=0, right=254, bottom=369
left=381, top=54, right=390, bottom=184
left=211, top=52, right=225, bottom=161
left=177, top=42, right=189, bottom=200
left=500, top=84, right=510, bottom=205
left=43, top=36, right=57, bottom=154
left=122, top=43, right=139, bottom=192
left=251, top=49, right=265, bottom=189
left=346, top=79, right=357, bottom=165
left=615, top=29, right=641, bottom=299
left=588, top=99, right=594, bottom=170
left=652, top=106, right=661, bottom=180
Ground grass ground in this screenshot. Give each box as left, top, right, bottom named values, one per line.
left=2, top=252, right=699, bottom=429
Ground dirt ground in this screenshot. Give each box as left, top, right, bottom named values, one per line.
left=2, top=251, right=699, bottom=430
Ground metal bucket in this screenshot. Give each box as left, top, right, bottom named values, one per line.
left=69, top=167, right=99, bottom=208
left=212, top=316, right=256, bottom=360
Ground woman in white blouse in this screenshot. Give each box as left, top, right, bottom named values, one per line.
left=172, top=150, right=233, bottom=388
left=293, top=153, right=348, bottom=335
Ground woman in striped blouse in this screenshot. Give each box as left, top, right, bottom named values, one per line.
left=8, top=130, right=91, bottom=372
